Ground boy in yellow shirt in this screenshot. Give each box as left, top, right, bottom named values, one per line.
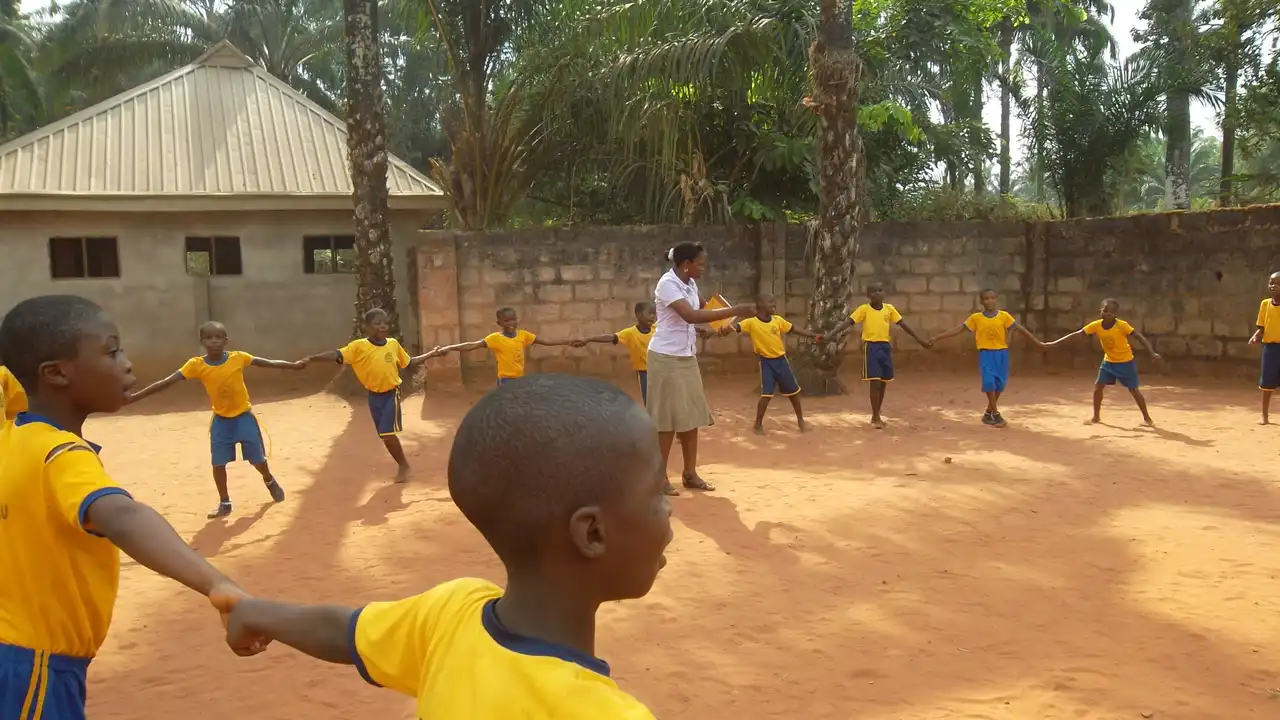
left=436, top=307, right=582, bottom=385
left=1248, top=271, right=1280, bottom=424
left=128, top=321, right=307, bottom=518
left=1045, top=298, right=1161, bottom=425
left=305, top=308, right=441, bottom=481
left=581, top=301, right=659, bottom=404
left=224, top=374, right=667, bottom=719
left=722, top=293, right=821, bottom=434
left=823, top=282, right=931, bottom=428
left=931, top=289, right=1046, bottom=427
left=0, top=295, right=262, bottom=720
left=0, top=364, right=27, bottom=427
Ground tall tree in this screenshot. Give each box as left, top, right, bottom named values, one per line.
left=1136, top=0, right=1199, bottom=210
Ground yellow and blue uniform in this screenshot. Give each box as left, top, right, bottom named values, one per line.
left=0, top=367, right=27, bottom=428
left=737, top=315, right=800, bottom=397
left=1084, top=319, right=1140, bottom=389
left=964, top=310, right=1017, bottom=392
left=850, top=303, right=902, bottom=381
left=0, top=414, right=131, bottom=720
left=338, top=337, right=410, bottom=436
left=614, top=325, right=654, bottom=404
left=484, top=330, right=536, bottom=386
left=1256, top=299, right=1280, bottom=390
left=180, top=351, right=267, bottom=466
left=349, top=578, right=655, bottom=719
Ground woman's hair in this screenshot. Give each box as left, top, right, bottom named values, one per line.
left=666, top=242, right=705, bottom=266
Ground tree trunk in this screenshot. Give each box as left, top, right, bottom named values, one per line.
left=998, top=22, right=1012, bottom=195
left=1164, top=0, right=1194, bottom=210
left=1219, top=52, right=1238, bottom=206
left=343, top=0, right=399, bottom=338
left=972, top=79, right=984, bottom=197
left=792, top=0, right=862, bottom=396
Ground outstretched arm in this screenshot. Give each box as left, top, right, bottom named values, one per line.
left=1044, top=328, right=1086, bottom=347
left=228, top=598, right=354, bottom=665
left=790, top=326, right=823, bottom=340
left=1131, top=331, right=1161, bottom=360
left=929, top=324, right=967, bottom=344
left=305, top=349, right=341, bottom=363
left=667, top=298, right=755, bottom=326
left=128, top=370, right=183, bottom=404
left=251, top=357, right=308, bottom=370
left=437, top=340, right=488, bottom=354
left=582, top=333, right=619, bottom=345
left=823, top=318, right=854, bottom=342
left=1013, top=324, right=1047, bottom=348
left=533, top=336, right=586, bottom=348
left=406, top=346, right=445, bottom=369
left=895, top=319, right=930, bottom=348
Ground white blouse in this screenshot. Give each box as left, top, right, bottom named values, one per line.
left=651, top=269, right=701, bottom=357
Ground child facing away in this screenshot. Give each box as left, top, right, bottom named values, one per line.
left=1248, top=270, right=1280, bottom=424
left=580, top=301, right=658, bottom=405
left=720, top=293, right=821, bottom=434
left=0, top=295, right=263, bottom=719
left=0, top=363, right=26, bottom=428
left=435, top=307, right=583, bottom=385
left=1045, top=298, right=1161, bottom=426
left=822, top=282, right=931, bottom=429
left=304, top=308, right=440, bottom=481
left=224, top=374, right=669, bottom=719
left=128, top=321, right=307, bottom=518
left=930, top=289, right=1046, bottom=427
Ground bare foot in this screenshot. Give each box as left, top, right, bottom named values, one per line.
left=682, top=473, right=715, bottom=492
left=662, top=482, right=681, bottom=496
left=753, top=424, right=766, bottom=435
left=1261, top=417, right=1271, bottom=426
left=1089, top=417, right=1101, bottom=424
left=797, top=419, right=809, bottom=433
left=871, top=418, right=886, bottom=429
left=395, top=464, right=411, bottom=483
left=1142, top=418, right=1155, bottom=427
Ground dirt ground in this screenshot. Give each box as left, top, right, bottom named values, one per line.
left=82, top=368, right=1278, bottom=719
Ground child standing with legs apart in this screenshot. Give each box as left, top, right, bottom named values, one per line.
left=223, top=375, right=668, bottom=719
left=1248, top=271, right=1280, bottom=425
left=721, top=293, right=821, bottom=434
left=129, top=321, right=304, bottom=518
left=1045, top=299, right=1161, bottom=425
left=436, top=307, right=582, bottom=386
left=823, top=282, right=931, bottom=428
left=580, top=301, right=658, bottom=405
left=931, top=289, right=1046, bottom=427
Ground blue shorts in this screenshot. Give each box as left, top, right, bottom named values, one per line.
left=0, top=643, right=90, bottom=720
left=1097, top=359, right=1140, bottom=389
left=637, top=371, right=648, bottom=405
left=862, top=341, right=894, bottom=381
left=760, top=356, right=800, bottom=397
left=1261, top=344, right=1280, bottom=390
left=367, top=389, right=402, bottom=436
left=210, top=411, right=267, bottom=467
left=496, top=377, right=518, bottom=388
left=978, top=349, right=1010, bottom=393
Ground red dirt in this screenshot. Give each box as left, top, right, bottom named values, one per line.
left=85, top=370, right=1279, bottom=719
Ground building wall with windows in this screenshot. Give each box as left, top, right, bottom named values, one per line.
left=0, top=210, right=430, bottom=380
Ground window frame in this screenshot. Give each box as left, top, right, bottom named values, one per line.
left=48, top=236, right=121, bottom=279
left=184, top=236, right=243, bottom=277
left=303, top=234, right=357, bottom=275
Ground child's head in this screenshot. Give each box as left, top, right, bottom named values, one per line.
left=1269, top=271, right=1280, bottom=299
left=496, top=307, right=519, bottom=334
left=756, top=292, right=777, bottom=315
left=198, top=321, right=228, bottom=355
left=449, top=374, right=671, bottom=603
left=633, top=301, right=656, bottom=327
left=979, top=289, right=999, bottom=312
left=363, top=308, right=390, bottom=340
left=1099, top=298, right=1120, bottom=321
left=0, top=295, right=135, bottom=412
left=865, top=282, right=885, bottom=304
left=667, top=242, right=707, bottom=279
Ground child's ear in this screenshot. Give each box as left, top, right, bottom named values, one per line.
left=38, top=359, right=72, bottom=388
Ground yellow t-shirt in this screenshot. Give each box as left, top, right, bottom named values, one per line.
left=0, top=366, right=28, bottom=426
left=964, top=311, right=1016, bottom=350
left=0, top=415, right=129, bottom=658
left=484, top=330, right=536, bottom=379
left=179, top=351, right=254, bottom=417
left=737, top=315, right=793, bottom=359
left=850, top=303, right=903, bottom=342
left=1084, top=319, right=1135, bottom=363
left=1257, top=299, right=1280, bottom=343
left=339, top=338, right=411, bottom=393
left=351, top=578, right=655, bottom=720
left=615, top=326, right=654, bottom=371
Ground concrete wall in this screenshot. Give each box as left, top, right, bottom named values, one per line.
left=0, top=210, right=427, bottom=379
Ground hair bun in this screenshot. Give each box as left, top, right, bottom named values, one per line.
left=666, top=247, right=675, bottom=261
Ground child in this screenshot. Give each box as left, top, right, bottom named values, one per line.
left=0, top=363, right=26, bottom=428
left=128, top=321, right=305, bottom=518
left=1248, top=270, right=1280, bottom=424
left=435, top=307, right=582, bottom=385
left=305, top=308, right=440, bottom=481
left=823, top=282, right=931, bottom=429
left=580, top=301, right=658, bottom=405
left=0, top=295, right=263, bottom=719
left=1045, top=298, right=1161, bottom=425
left=224, top=374, right=668, bottom=719
left=930, top=289, right=1046, bottom=427
left=721, top=293, right=821, bottom=434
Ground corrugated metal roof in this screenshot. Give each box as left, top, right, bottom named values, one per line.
left=0, top=41, right=442, bottom=204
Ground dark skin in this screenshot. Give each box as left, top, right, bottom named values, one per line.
left=721, top=294, right=820, bottom=434
left=1248, top=271, right=1280, bottom=424
left=824, top=284, right=931, bottom=429
left=1046, top=301, right=1161, bottom=425
left=128, top=324, right=307, bottom=516
left=579, top=304, right=713, bottom=351
left=225, top=406, right=673, bottom=670
left=303, top=314, right=442, bottom=481
left=26, top=311, right=264, bottom=657
left=437, top=310, right=587, bottom=358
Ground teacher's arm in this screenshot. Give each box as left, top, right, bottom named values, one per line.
left=667, top=298, right=754, bottom=325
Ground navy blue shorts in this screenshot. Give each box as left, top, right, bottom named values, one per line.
left=496, top=377, right=517, bottom=388
left=367, top=389, right=402, bottom=436
left=862, top=341, right=894, bottom=381
left=1097, top=360, right=1140, bottom=389
left=209, top=411, right=266, bottom=467
left=760, top=356, right=800, bottom=397
left=0, top=643, right=90, bottom=720
left=978, top=349, right=1010, bottom=393
left=637, top=371, right=648, bottom=405
left=1261, top=344, right=1280, bottom=390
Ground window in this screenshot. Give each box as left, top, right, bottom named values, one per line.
left=185, top=236, right=243, bottom=276
left=49, top=237, right=120, bottom=279
left=304, top=235, right=356, bottom=274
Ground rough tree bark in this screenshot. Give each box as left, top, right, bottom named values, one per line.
left=1163, top=0, right=1194, bottom=210
left=998, top=21, right=1013, bottom=196
left=343, top=0, right=399, bottom=338
left=791, top=0, right=862, bottom=396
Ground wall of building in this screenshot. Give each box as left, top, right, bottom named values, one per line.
left=0, top=210, right=428, bottom=379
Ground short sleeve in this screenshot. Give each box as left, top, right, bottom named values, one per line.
left=392, top=341, right=411, bottom=368
left=1259, top=301, right=1268, bottom=327
left=776, top=317, right=794, bottom=334
left=483, top=332, right=500, bottom=348
left=963, top=314, right=979, bottom=331
left=337, top=340, right=360, bottom=365
left=44, top=444, right=132, bottom=535
left=888, top=306, right=903, bottom=323
left=1118, top=320, right=1135, bottom=335
left=230, top=351, right=254, bottom=369
left=178, top=357, right=202, bottom=379
left=520, top=330, right=536, bottom=347
left=1001, top=311, right=1016, bottom=328
left=1083, top=320, right=1100, bottom=335
left=737, top=318, right=755, bottom=334
left=850, top=305, right=866, bottom=323
left=654, top=275, right=683, bottom=307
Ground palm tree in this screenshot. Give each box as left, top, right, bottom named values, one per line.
left=0, top=0, right=41, bottom=140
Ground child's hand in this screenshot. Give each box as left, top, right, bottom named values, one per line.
left=1249, top=331, right=1262, bottom=345
left=813, top=334, right=825, bottom=343
left=921, top=339, right=933, bottom=349
left=717, top=325, right=734, bottom=336
left=294, top=358, right=310, bottom=369
left=1151, top=352, right=1163, bottom=363
left=569, top=339, right=586, bottom=348
left=209, top=580, right=269, bottom=656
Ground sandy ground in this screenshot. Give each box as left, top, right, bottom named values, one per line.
left=79, top=368, right=1279, bottom=720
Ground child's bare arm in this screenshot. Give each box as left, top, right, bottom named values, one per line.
left=127, top=371, right=183, bottom=403
left=582, top=333, right=618, bottom=345
left=930, top=324, right=967, bottom=344
left=696, top=326, right=716, bottom=339
left=305, top=350, right=341, bottom=363
left=228, top=598, right=355, bottom=665
left=1045, top=328, right=1085, bottom=347
left=896, top=319, right=930, bottom=347
left=532, top=336, right=583, bottom=347
left=1249, top=326, right=1264, bottom=344
left=824, top=318, right=854, bottom=341
left=1131, top=331, right=1161, bottom=360
left=790, top=326, right=822, bottom=340
left=1013, top=324, right=1047, bottom=348
left=407, top=346, right=445, bottom=369
left=251, top=357, right=308, bottom=370
left=437, top=340, right=488, bottom=354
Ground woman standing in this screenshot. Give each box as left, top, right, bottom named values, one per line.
left=648, top=242, right=755, bottom=495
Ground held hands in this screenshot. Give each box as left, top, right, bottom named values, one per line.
left=208, top=580, right=268, bottom=657
left=716, top=325, right=735, bottom=337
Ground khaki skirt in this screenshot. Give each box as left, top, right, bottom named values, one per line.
left=646, top=350, right=713, bottom=433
